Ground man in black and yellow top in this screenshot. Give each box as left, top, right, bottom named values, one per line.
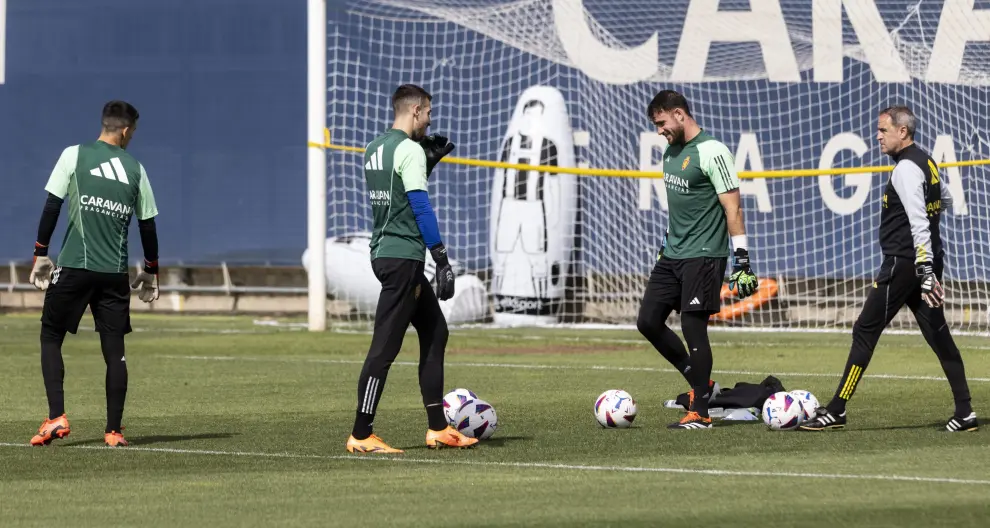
left=801, top=106, right=977, bottom=432
left=345, top=84, right=478, bottom=453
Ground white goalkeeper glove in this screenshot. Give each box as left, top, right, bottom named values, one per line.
left=916, top=262, right=944, bottom=308
left=131, top=260, right=160, bottom=303
left=30, top=242, right=54, bottom=290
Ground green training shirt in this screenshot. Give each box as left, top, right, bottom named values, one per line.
left=44, top=141, right=158, bottom=273
left=661, top=130, right=739, bottom=259
left=364, top=129, right=430, bottom=261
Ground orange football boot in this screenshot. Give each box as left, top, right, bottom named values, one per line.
left=345, top=434, right=404, bottom=454
left=105, top=431, right=128, bottom=447
left=30, top=414, right=71, bottom=446
left=426, top=426, right=479, bottom=449
left=668, top=411, right=713, bottom=430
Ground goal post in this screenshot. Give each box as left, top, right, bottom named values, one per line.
left=314, top=0, right=990, bottom=332
left=307, top=0, right=326, bottom=332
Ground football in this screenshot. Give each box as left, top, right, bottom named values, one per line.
left=451, top=398, right=498, bottom=439
left=443, top=388, right=478, bottom=425
left=789, top=389, right=820, bottom=423
left=594, top=389, right=637, bottom=428
left=762, top=391, right=804, bottom=430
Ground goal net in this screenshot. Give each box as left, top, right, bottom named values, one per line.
left=323, top=0, right=990, bottom=331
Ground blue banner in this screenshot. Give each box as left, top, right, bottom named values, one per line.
left=2, top=0, right=987, bottom=284
left=326, top=1, right=990, bottom=281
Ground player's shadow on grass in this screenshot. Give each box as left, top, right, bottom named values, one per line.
left=128, top=433, right=239, bottom=445
left=61, top=432, right=237, bottom=447
left=708, top=420, right=762, bottom=428
left=401, top=435, right=532, bottom=450
left=852, top=421, right=945, bottom=432
left=476, top=435, right=531, bottom=447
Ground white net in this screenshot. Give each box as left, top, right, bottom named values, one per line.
left=325, top=0, right=990, bottom=330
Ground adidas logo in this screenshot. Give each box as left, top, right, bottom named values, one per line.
left=89, top=157, right=130, bottom=185
left=689, top=297, right=700, bottom=305
left=946, top=412, right=977, bottom=431
left=365, top=144, right=385, bottom=171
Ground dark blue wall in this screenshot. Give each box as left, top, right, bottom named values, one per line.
left=0, top=0, right=307, bottom=265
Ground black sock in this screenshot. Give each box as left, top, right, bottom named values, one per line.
left=942, top=358, right=974, bottom=418
left=40, top=334, right=66, bottom=419
left=827, top=352, right=872, bottom=415
left=412, top=299, right=449, bottom=432
left=417, top=324, right=448, bottom=429
left=352, top=374, right=386, bottom=439
left=940, top=358, right=973, bottom=418
left=680, top=312, right=713, bottom=418
left=826, top=360, right=866, bottom=416
left=426, top=404, right=447, bottom=431
left=352, top=413, right=374, bottom=440
left=827, top=318, right=881, bottom=415
left=100, top=333, right=128, bottom=433
left=924, top=323, right=974, bottom=418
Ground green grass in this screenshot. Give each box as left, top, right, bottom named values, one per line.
left=1, top=313, right=989, bottom=527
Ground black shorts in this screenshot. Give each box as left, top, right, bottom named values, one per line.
left=41, top=266, right=132, bottom=336
left=644, top=256, right=728, bottom=314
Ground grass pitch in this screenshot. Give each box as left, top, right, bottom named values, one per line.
left=1, top=313, right=989, bottom=527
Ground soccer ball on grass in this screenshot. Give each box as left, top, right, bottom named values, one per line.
left=788, top=389, right=820, bottom=423
left=451, top=398, right=498, bottom=440
left=762, top=391, right=804, bottom=430
left=443, top=388, right=478, bottom=425
left=594, top=389, right=638, bottom=428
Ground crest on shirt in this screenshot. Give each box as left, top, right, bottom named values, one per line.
left=414, top=284, right=422, bottom=299
left=681, top=156, right=691, bottom=170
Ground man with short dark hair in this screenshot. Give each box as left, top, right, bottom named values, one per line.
left=29, top=100, right=160, bottom=447
left=345, top=84, right=478, bottom=453
left=638, top=90, right=759, bottom=430
left=801, top=105, right=977, bottom=432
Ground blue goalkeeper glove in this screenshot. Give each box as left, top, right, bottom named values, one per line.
left=728, top=248, right=759, bottom=298
left=656, top=231, right=667, bottom=261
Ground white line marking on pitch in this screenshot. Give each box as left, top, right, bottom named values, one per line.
left=330, top=327, right=990, bottom=350
left=158, top=355, right=990, bottom=383
left=1, top=442, right=986, bottom=486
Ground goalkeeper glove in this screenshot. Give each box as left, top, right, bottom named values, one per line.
left=728, top=247, right=759, bottom=298
left=916, top=261, right=944, bottom=308
left=419, top=134, right=455, bottom=177
left=430, top=244, right=455, bottom=301
left=29, top=242, right=54, bottom=290
left=130, top=259, right=160, bottom=303
left=656, top=230, right=667, bottom=261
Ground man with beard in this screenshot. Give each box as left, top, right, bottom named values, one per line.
left=637, top=90, right=759, bottom=430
